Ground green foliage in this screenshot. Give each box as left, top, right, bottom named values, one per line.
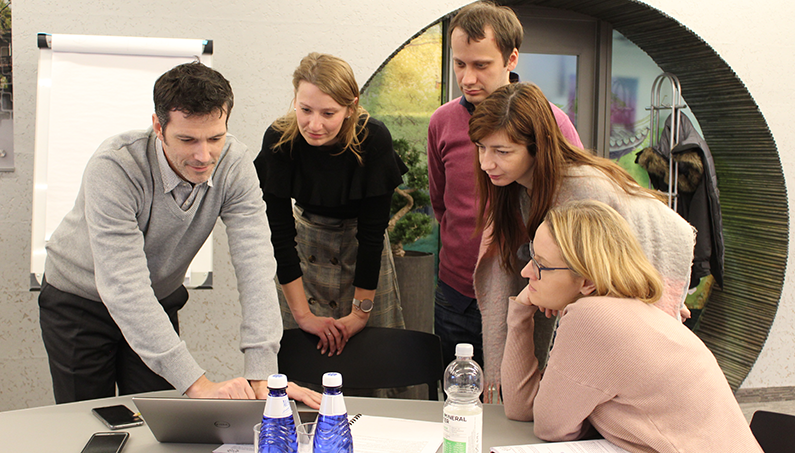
left=389, top=138, right=434, bottom=253
left=0, top=1, right=10, bottom=34
left=389, top=212, right=433, bottom=249
left=0, top=1, right=11, bottom=100
left=360, top=24, right=442, bottom=152
left=390, top=138, right=428, bottom=212
left=358, top=23, right=442, bottom=254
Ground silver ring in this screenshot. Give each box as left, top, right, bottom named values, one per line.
left=326, top=331, right=332, bottom=336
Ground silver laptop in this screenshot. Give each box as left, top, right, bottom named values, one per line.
left=132, top=396, right=266, bottom=444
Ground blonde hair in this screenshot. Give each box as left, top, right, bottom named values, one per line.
left=271, top=52, right=369, bottom=163
left=544, top=200, right=663, bottom=304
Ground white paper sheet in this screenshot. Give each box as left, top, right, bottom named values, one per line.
left=350, top=415, right=443, bottom=453
left=491, top=439, right=630, bottom=453
left=44, top=51, right=187, bottom=240
left=213, top=445, right=254, bottom=453
left=31, top=33, right=214, bottom=286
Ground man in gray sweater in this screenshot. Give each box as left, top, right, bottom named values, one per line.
left=38, top=62, right=319, bottom=406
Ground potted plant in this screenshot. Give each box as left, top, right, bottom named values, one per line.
left=388, top=138, right=435, bottom=334
left=388, top=138, right=433, bottom=256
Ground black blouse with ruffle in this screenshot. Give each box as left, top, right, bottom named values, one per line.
left=254, top=117, right=407, bottom=289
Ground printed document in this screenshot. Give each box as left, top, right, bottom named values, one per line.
left=491, top=439, right=630, bottom=453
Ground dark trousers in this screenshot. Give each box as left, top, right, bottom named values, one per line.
left=434, top=280, right=484, bottom=369
left=38, top=278, right=188, bottom=403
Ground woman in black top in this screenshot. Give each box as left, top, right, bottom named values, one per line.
left=254, top=53, right=408, bottom=356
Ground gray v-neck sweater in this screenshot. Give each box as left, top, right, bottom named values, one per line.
left=44, top=128, right=281, bottom=393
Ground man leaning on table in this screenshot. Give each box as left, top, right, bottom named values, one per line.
left=38, top=61, right=319, bottom=407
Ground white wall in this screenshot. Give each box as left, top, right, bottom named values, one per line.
left=653, top=0, right=795, bottom=387
left=1, top=0, right=792, bottom=411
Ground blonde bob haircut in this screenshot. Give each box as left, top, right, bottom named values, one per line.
left=271, top=52, right=370, bottom=164
left=545, top=200, right=664, bottom=304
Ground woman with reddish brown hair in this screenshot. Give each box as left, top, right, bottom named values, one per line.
left=469, top=82, right=694, bottom=403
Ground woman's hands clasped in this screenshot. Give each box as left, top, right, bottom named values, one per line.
left=294, top=311, right=349, bottom=356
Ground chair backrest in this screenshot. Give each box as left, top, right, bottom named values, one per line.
left=278, top=327, right=445, bottom=400
left=750, top=410, right=795, bottom=453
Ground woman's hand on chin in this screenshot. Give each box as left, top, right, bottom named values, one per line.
left=514, top=286, right=558, bottom=318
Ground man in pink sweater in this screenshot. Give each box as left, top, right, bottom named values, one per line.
left=428, top=1, right=582, bottom=373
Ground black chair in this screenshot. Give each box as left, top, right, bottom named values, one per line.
left=278, top=327, right=445, bottom=400
left=749, top=410, right=795, bottom=453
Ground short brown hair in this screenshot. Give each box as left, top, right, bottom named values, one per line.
left=449, top=1, right=523, bottom=65
left=154, top=61, right=233, bottom=132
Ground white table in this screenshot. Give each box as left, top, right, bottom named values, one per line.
left=0, top=390, right=541, bottom=452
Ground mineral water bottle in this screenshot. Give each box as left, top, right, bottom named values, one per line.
left=443, top=343, right=484, bottom=453
left=313, top=372, right=353, bottom=453
left=258, top=373, right=297, bottom=453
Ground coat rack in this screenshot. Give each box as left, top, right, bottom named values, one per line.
left=647, top=72, right=687, bottom=210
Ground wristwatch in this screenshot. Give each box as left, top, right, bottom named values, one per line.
left=352, top=298, right=374, bottom=313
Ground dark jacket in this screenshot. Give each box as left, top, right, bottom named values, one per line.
left=637, top=113, right=725, bottom=288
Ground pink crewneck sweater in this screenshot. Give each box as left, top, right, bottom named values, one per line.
left=502, top=296, right=763, bottom=453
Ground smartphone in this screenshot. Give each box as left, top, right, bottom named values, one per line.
left=92, top=405, right=144, bottom=430
left=80, top=432, right=129, bottom=453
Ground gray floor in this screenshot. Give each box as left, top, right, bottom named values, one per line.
left=736, top=386, right=795, bottom=423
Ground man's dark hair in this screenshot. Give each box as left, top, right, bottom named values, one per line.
left=449, top=1, right=523, bottom=65
left=153, top=61, right=234, bottom=131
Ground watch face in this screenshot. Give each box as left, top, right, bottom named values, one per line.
left=356, top=298, right=374, bottom=312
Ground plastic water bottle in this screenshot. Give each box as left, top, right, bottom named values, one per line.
left=258, top=373, right=297, bottom=453
left=443, top=343, right=484, bottom=453
left=313, top=372, right=353, bottom=453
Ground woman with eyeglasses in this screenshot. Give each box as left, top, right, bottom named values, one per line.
left=469, top=82, right=695, bottom=403
left=503, top=200, right=761, bottom=452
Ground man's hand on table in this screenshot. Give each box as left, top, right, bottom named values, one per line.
left=287, top=382, right=321, bottom=409
left=185, top=375, right=321, bottom=409
left=251, top=380, right=322, bottom=409
left=185, top=375, right=256, bottom=399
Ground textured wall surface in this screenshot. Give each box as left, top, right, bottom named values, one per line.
left=1, top=0, right=792, bottom=411
left=658, top=0, right=795, bottom=389
left=1, top=0, right=464, bottom=411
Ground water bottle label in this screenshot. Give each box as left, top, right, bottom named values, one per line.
left=442, top=411, right=482, bottom=453
left=264, top=395, right=293, bottom=418
left=318, top=393, right=347, bottom=417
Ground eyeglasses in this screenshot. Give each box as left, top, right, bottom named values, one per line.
left=517, top=241, right=570, bottom=280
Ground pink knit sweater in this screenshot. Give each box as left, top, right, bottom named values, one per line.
left=474, top=165, right=695, bottom=392
left=502, top=296, right=763, bottom=453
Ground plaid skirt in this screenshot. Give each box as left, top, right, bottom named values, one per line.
left=277, top=206, right=405, bottom=329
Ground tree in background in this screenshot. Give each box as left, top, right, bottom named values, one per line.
left=0, top=0, right=11, bottom=113
left=388, top=138, right=432, bottom=256
left=361, top=24, right=443, bottom=256
left=361, top=24, right=442, bottom=150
